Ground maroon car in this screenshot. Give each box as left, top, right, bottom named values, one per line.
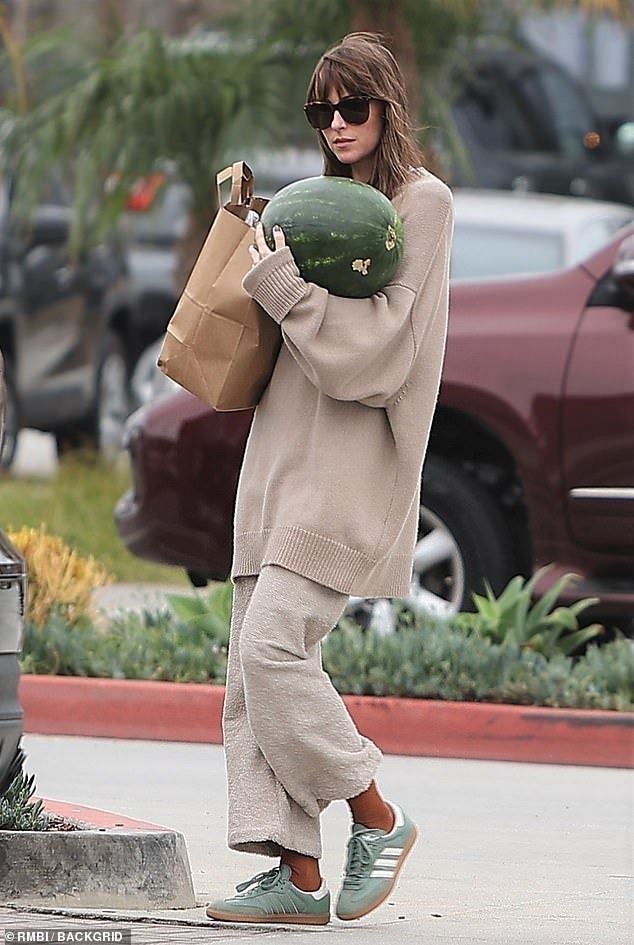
left=115, top=224, right=634, bottom=621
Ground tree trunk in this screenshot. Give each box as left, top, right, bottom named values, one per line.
left=10, top=0, right=30, bottom=43
left=169, top=0, right=207, bottom=36
left=351, top=0, right=420, bottom=117
left=98, top=0, right=127, bottom=45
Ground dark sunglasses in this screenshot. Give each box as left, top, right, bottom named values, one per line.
left=304, top=95, right=373, bottom=130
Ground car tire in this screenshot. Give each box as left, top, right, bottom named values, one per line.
left=416, top=455, right=516, bottom=611
left=56, top=332, right=130, bottom=458
left=345, top=455, right=517, bottom=631
left=0, top=358, right=19, bottom=471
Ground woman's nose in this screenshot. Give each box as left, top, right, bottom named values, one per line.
left=331, top=108, right=346, bottom=130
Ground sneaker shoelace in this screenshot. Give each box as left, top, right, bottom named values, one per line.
left=342, top=831, right=382, bottom=889
left=235, top=868, right=284, bottom=897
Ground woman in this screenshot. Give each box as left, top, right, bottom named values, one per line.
left=206, top=31, right=453, bottom=926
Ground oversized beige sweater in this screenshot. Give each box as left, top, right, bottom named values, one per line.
left=234, top=167, right=453, bottom=597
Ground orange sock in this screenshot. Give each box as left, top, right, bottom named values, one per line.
left=347, top=780, right=394, bottom=832
left=280, top=849, right=322, bottom=892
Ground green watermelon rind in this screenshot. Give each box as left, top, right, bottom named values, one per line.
left=260, top=176, right=404, bottom=298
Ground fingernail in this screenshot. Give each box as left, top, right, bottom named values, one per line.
left=273, top=225, right=281, bottom=232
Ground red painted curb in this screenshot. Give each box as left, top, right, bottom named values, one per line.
left=20, top=675, right=633, bottom=769
left=41, top=798, right=169, bottom=831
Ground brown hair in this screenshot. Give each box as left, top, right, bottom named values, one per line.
left=305, top=32, right=425, bottom=198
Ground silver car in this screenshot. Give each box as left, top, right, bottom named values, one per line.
left=0, top=349, right=27, bottom=794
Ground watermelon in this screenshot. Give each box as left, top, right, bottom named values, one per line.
left=260, top=176, right=404, bottom=298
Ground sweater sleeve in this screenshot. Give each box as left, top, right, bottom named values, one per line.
left=242, top=174, right=453, bottom=407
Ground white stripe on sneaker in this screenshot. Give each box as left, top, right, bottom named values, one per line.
left=374, top=858, right=399, bottom=868
left=382, top=847, right=404, bottom=856
left=370, top=869, right=395, bottom=878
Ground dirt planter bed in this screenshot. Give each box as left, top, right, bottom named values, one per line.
left=19, top=675, right=633, bottom=769
left=1, top=799, right=196, bottom=909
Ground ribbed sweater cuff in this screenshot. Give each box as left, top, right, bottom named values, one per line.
left=242, top=248, right=308, bottom=324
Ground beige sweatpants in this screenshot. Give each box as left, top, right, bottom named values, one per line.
left=222, top=564, right=383, bottom=859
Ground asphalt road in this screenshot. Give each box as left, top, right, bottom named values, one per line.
left=6, top=734, right=632, bottom=945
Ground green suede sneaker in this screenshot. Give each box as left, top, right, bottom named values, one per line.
left=336, top=802, right=418, bottom=921
left=205, top=864, right=330, bottom=925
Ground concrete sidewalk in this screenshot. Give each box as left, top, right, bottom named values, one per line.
left=2, top=734, right=632, bottom=944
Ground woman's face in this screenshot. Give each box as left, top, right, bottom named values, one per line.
left=321, top=86, right=384, bottom=183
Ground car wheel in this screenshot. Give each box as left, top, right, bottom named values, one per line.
left=0, top=358, right=19, bottom=470
left=345, top=455, right=516, bottom=631
left=95, top=333, right=131, bottom=456
left=56, top=332, right=130, bottom=458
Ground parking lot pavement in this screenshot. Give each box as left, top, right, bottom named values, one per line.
left=4, top=734, right=631, bottom=944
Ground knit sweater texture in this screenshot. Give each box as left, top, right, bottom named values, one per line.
left=234, top=167, right=454, bottom=597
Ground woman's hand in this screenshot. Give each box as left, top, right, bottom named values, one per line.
left=248, top=222, right=286, bottom=266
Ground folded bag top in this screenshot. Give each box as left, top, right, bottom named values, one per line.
left=157, top=161, right=282, bottom=411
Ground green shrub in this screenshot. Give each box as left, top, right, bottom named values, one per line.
left=322, top=618, right=632, bottom=710
left=21, top=606, right=227, bottom=683
left=19, top=594, right=633, bottom=710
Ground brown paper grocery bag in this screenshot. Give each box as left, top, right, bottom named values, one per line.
left=157, top=161, right=281, bottom=411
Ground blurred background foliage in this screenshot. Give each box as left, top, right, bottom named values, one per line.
left=0, top=0, right=630, bottom=263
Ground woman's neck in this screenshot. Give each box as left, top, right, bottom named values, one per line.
left=351, top=158, right=373, bottom=184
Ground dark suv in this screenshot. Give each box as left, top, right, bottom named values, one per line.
left=448, top=43, right=634, bottom=206
left=0, top=178, right=144, bottom=467
left=115, top=225, right=634, bottom=623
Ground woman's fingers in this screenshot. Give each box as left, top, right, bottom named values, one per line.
left=251, top=222, right=286, bottom=265
left=272, top=224, right=286, bottom=250
left=253, top=222, right=266, bottom=254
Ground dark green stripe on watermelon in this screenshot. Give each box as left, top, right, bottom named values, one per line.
left=260, top=176, right=404, bottom=298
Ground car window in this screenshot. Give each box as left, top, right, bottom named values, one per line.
left=572, top=216, right=634, bottom=264
left=453, top=72, right=540, bottom=152
left=537, top=64, right=597, bottom=160
left=451, top=224, right=564, bottom=279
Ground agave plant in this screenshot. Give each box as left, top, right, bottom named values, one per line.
left=457, top=568, right=604, bottom=657
left=166, top=582, right=233, bottom=647
left=0, top=756, right=49, bottom=831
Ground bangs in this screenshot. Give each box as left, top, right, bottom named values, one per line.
left=310, top=58, right=367, bottom=102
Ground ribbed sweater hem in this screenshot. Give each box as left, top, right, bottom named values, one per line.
left=232, top=526, right=412, bottom=597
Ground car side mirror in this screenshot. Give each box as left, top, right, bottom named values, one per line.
left=612, top=234, right=634, bottom=296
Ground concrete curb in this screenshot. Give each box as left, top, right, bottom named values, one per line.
left=2, top=798, right=196, bottom=910
left=20, top=675, right=634, bottom=768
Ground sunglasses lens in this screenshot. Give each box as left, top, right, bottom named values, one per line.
left=304, top=97, right=372, bottom=129
left=340, top=98, right=371, bottom=124
left=304, top=103, right=332, bottom=129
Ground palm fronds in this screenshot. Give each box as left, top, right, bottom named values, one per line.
left=3, top=29, right=279, bottom=246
